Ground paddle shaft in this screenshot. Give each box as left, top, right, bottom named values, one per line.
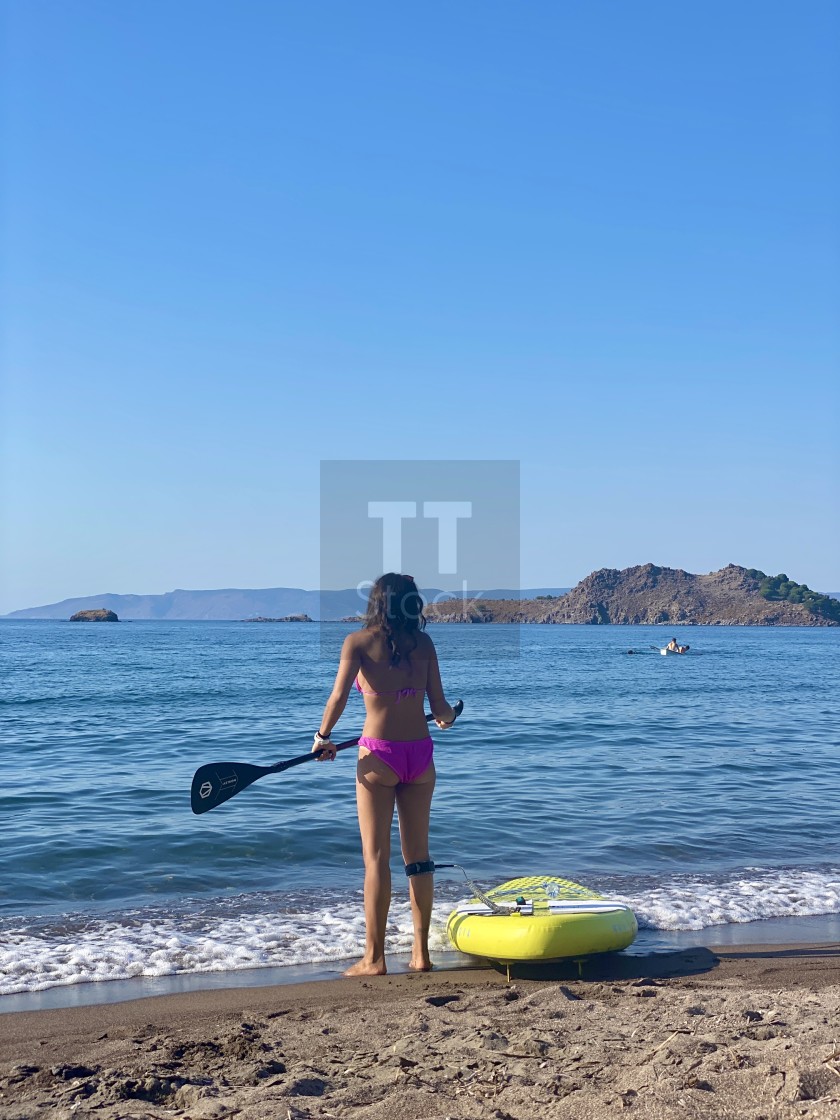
left=190, top=700, right=463, bottom=814
left=273, top=699, right=463, bottom=772
left=269, top=712, right=433, bottom=774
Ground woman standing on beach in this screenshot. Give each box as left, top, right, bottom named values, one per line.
left=313, top=573, right=458, bottom=976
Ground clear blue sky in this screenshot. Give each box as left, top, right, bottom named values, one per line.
left=2, top=0, right=838, bottom=613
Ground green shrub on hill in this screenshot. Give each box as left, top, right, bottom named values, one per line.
left=749, top=570, right=840, bottom=622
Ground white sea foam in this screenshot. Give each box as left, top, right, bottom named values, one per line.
left=0, top=897, right=454, bottom=997
left=620, top=867, right=840, bottom=931
left=2, top=868, right=839, bottom=996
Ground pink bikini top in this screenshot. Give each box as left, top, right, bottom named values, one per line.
left=355, top=676, right=422, bottom=703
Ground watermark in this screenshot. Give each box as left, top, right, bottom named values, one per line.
left=319, top=460, right=520, bottom=659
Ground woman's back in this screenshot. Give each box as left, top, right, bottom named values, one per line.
left=352, top=628, right=433, bottom=741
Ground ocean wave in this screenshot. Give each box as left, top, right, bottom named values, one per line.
left=2, top=868, right=840, bottom=996
left=620, top=867, right=840, bottom=931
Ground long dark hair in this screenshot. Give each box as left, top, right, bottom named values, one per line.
left=364, top=573, right=426, bottom=668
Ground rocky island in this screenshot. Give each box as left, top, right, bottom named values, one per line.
left=69, top=609, right=119, bottom=622
left=424, top=565, right=840, bottom=626
left=242, top=614, right=313, bottom=623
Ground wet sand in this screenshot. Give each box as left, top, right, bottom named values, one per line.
left=2, top=943, right=839, bottom=1119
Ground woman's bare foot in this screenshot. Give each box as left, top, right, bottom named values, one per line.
left=408, top=955, right=432, bottom=972
left=343, top=957, right=387, bottom=977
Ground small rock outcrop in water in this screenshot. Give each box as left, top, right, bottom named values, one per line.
left=70, top=609, right=119, bottom=622
left=425, top=565, right=839, bottom=626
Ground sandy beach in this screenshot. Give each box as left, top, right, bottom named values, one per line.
left=2, top=943, right=839, bottom=1119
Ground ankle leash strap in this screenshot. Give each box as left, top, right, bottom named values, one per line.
left=404, top=860, right=435, bottom=877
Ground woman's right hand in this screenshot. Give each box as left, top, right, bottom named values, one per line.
left=312, top=734, right=337, bottom=761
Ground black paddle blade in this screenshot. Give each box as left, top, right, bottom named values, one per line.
left=191, top=761, right=273, bottom=815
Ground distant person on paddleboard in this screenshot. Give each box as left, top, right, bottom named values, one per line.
left=313, top=572, right=458, bottom=976
left=666, top=638, right=689, bottom=654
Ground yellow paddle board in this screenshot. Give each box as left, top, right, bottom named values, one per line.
left=447, top=875, right=637, bottom=963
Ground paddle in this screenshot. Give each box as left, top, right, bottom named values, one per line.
left=190, top=699, right=464, bottom=815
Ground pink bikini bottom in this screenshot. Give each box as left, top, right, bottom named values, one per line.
left=358, top=735, right=434, bottom=784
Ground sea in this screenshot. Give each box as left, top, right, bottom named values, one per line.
left=2, top=620, right=839, bottom=1011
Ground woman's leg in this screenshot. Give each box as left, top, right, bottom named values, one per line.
left=396, top=763, right=436, bottom=971
left=344, top=752, right=398, bottom=977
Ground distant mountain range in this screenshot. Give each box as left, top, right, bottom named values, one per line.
left=3, top=587, right=571, bottom=621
